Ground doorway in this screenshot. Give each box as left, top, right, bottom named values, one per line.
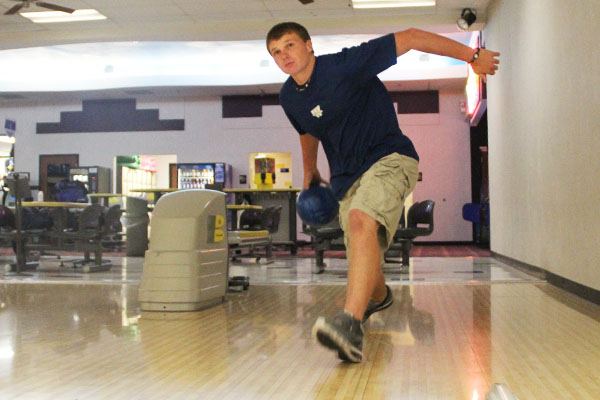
left=39, top=154, right=79, bottom=201
left=469, top=111, right=489, bottom=246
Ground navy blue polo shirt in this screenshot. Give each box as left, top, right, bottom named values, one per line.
left=280, top=33, right=419, bottom=200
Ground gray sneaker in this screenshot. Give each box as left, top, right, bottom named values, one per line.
left=312, top=312, right=363, bottom=363
left=362, top=285, right=394, bottom=323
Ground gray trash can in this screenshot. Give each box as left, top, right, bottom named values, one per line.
left=138, top=189, right=228, bottom=311
left=124, top=197, right=149, bottom=256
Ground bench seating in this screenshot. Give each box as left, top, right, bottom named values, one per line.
left=0, top=203, right=122, bottom=273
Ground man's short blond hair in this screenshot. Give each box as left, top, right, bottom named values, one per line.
left=266, top=22, right=311, bottom=49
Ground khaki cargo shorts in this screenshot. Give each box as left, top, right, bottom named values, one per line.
left=338, top=153, right=419, bottom=265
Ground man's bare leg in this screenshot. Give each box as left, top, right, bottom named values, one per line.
left=344, top=209, right=388, bottom=320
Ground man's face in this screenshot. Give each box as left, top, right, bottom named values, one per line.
left=268, top=32, right=313, bottom=77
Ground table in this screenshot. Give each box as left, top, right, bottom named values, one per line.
left=224, top=188, right=300, bottom=253
left=129, top=188, right=180, bottom=203
left=88, top=193, right=125, bottom=207
left=22, top=201, right=89, bottom=238
left=4, top=202, right=91, bottom=274
left=22, top=201, right=89, bottom=209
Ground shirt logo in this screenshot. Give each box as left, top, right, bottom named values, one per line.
left=311, top=105, right=323, bottom=118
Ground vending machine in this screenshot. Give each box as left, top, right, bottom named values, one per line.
left=169, top=162, right=232, bottom=189
left=69, top=166, right=111, bottom=193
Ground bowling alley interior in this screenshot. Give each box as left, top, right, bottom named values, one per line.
left=0, top=1, right=599, bottom=399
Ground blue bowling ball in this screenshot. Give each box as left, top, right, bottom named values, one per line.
left=297, top=183, right=339, bottom=226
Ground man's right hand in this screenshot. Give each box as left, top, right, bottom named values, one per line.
left=303, top=170, right=327, bottom=189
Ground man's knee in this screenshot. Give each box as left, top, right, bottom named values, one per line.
left=348, top=209, right=379, bottom=235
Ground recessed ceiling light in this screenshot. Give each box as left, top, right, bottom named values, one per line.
left=21, top=9, right=107, bottom=24
left=351, top=0, right=436, bottom=8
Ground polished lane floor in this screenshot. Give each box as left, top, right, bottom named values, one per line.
left=1, top=254, right=599, bottom=399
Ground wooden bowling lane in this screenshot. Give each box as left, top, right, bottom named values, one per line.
left=0, top=282, right=599, bottom=399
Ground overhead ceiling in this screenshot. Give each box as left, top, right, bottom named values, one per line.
left=0, top=0, right=491, bottom=48
left=0, top=0, right=491, bottom=102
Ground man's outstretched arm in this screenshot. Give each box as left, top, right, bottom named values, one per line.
left=394, top=28, right=500, bottom=82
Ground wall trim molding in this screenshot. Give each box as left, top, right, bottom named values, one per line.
left=37, top=98, right=185, bottom=133
left=491, top=251, right=600, bottom=305
left=221, top=90, right=440, bottom=118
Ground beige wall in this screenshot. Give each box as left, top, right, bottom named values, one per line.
left=401, top=90, right=472, bottom=242
left=2, top=90, right=473, bottom=242
left=485, top=0, right=600, bottom=290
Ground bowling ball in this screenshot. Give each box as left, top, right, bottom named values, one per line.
left=297, top=183, right=339, bottom=226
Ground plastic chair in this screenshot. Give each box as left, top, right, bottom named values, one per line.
left=302, top=217, right=344, bottom=273
left=56, top=204, right=111, bottom=272
left=385, top=200, right=435, bottom=267
left=239, top=205, right=282, bottom=234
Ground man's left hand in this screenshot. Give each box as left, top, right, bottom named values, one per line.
left=472, top=48, right=500, bottom=83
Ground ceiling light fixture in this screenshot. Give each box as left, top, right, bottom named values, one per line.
left=21, top=9, right=107, bottom=23
left=456, top=8, right=476, bottom=31
left=351, top=0, right=436, bottom=9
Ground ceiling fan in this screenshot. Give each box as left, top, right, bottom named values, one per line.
left=4, top=0, right=75, bottom=15
left=298, top=0, right=314, bottom=4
